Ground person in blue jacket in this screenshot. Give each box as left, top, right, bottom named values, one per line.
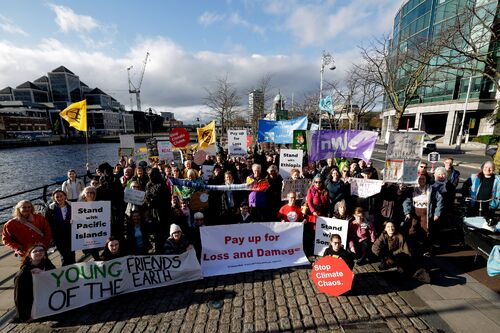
left=462, top=161, right=500, bottom=218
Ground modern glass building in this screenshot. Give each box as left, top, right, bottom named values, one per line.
left=381, top=0, right=499, bottom=145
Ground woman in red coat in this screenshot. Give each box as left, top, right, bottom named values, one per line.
left=2, top=200, right=52, bottom=257
left=304, top=174, right=329, bottom=256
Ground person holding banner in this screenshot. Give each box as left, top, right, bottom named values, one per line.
left=14, top=244, right=55, bottom=323
left=246, top=164, right=268, bottom=221
left=2, top=200, right=52, bottom=257
left=45, top=190, right=75, bottom=266
left=323, top=234, right=355, bottom=270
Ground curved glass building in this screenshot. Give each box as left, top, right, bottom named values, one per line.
left=381, top=0, right=499, bottom=145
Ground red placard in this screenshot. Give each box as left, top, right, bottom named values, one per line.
left=247, top=135, right=253, bottom=148
left=311, top=256, right=353, bottom=296
left=169, top=128, right=190, bottom=147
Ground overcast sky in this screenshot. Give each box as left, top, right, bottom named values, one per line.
left=0, top=0, right=402, bottom=123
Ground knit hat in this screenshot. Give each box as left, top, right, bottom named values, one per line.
left=170, top=224, right=182, bottom=236
left=194, top=212, right=204, bottom=220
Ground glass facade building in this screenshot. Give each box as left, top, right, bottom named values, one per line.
left=381, top=0, right=499, bottom=144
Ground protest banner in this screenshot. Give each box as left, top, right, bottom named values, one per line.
left=293, top=130, right=307, bottom=152
left=31, top=249, right=203, bottom=319
left=135, top=147, right=148, bottom=164
left=383, top=159, right=419, bottom=184
left=311, top=256, right=354, bottom=296
left=281, top=178, right=310, bottom=200
left=124, top=187, right=145, bottom=206
left=349, top=178, right=384, bottom=198
left=314, top=217, right=349, bottom=256
left=146, top=138, right=159, bottom=159
left=201, top=165, right=213, bottom=181
left=386, top=131, right=424, bottom=160
left=118, top=148, right=134, bottom=158
left=119, top=134, right=135, bottom=149
left=194, top=149, right=207, bottom=165
left=197, top=121, right=216, bottom=149
left=279, top=149, right=303, bottom=179
left=307, top=130, right=378, bottom=162
left=258, top=116, right=308, bottom=144
left=71, top=201, right=111, bottom=251
left=170, top=128, right=191, bottom=147
left=157, top=140, right=174, bottom=162
left=228, top=130, right=248, bottom=156
left=201, top=222, right=309, bottom=277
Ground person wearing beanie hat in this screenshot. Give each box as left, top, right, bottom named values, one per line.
left=164, top=224, right=192, bottom=255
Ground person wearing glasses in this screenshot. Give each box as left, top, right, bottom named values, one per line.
left=323, top=234, right=354, bottom=270
left=305, top=175, right=329, bottom=256
left=14, top=244, right=55, bottom=323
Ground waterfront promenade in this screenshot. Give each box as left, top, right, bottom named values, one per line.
left=0, top=244, right=498, bottom=333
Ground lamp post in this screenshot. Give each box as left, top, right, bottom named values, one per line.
left=456, top=74, right=473, bottom=152
left=319, top=51, right=336, bottom=130
left=145, top=107, right=156, bottom=138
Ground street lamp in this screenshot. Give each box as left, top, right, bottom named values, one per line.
left=456, top=74, right=473, bottom=152
left=319, top=51, right=336, bottom=130
left=145, top=107, right=156, bottom=138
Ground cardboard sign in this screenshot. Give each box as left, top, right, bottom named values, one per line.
left=386, top=131, right=423, bottom=160
left=124, top=187, right=145, bottom=206
left=201, top=165, right=213, bottom=181
left=314, top=217, right=349, bottom=256
left=146, top=138, right=159, bottom=158
left=170, top=128, right=190, bottom=147
left=311, top=256, right=354, bottom=296
left=71, top=201, right=111, bottom=251
left=194, top=150, right=207, bottom=166
left=158, top=141, right=174, bottom=162
left=427, top=152, right=440, bottom=163
left=119, top=134, right=135, bottom=149
left=281, top=178, right=310, bottom=200
left=32, top=249, right=203, bottom=319
left=201, top=222, right=308, bottom=277
left=118, top=148, right=134, bottom=158
left=228, top=130, right=248, bottom=156
left=349, top=178, right=384, bottom=198
left=135, top=147, right=148, bottom=164
left=383, top=159, right=419, bottom=184
left=279, top=149, right=303, bottom=179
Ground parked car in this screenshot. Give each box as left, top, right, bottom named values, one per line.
left=422, top=133, right=437, bottom=153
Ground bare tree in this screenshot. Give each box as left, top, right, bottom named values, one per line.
left=359, top=34, right=443, bottom=129
left=204, top=75, right=241, bottom=134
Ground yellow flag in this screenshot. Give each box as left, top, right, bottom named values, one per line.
left=59, top=100, right=87, bottom=132
left=197, top=120, right=216, bottom=149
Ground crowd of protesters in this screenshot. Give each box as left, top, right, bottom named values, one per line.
left=3, top=144, right=500, bottom=322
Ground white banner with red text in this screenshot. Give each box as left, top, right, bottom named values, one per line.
left=31, top=249, right=202, bottom=319
left=200, top=222, right=309, bottom=277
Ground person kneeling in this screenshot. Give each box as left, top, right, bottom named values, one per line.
left=372, top=221, right=411, bottom=273
left=323, top=234, right=354, bottom=270
left=164, top=224, right=192, bottom=255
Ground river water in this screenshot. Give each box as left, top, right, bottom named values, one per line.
left=0, top=143, right=120, bottom=221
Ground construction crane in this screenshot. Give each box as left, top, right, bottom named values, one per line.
left=127, top=52, right=150, bottom=111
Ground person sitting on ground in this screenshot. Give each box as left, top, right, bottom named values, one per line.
left=61, top=169, right=85, bottom=202
left=14, top=244, right=55, bottom=323
left=2, top=200, right=52, bottom=257
left=45, top=190, right=74, bottom=266
left=164, top=224, right=192, bottom=255
left=323, top=233, right=355, bottom=270
left=372, top=221, right=412, bottom=272
left=347, top=207, right=376, bottom=264
left=277, top=191, right=304, bottom=222
left=100, top=237, right=125, bottom=261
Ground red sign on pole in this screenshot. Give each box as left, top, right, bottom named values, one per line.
left=311, top=256, right=354, bottom=296
left=169, top=128, right=190, bottom=147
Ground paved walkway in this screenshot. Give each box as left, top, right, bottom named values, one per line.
left=0, top=251, right=498, bottom=333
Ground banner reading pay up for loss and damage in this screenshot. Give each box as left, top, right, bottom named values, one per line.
left=31, top=249, right=202, bottom=319
left=200, top=222, right=309, bottom=277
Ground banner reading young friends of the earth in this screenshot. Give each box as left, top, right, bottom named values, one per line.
left=349, top=178, right=384, bottom=198
left=71, top=201, right=111, bottom=251
left=31, top=249, right=202, bottom=319
left=307, top=130, right=378, bottom=162
left=279, top=149, right=303, bottom=179
left=200, top=222, right=309, bottom=277
left=293, top=130, right=307, bottom=152
left=281, top=178, right=310, bottom=200
left=258, top=116, right=308, bottom=144
left=228, top=129, right=248, bottom=156
left=314, top=217, right=349, bottom=256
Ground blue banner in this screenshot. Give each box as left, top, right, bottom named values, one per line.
left=258, top=116, right=308, bottom=144
left=319, top=96, right=333, bottom=113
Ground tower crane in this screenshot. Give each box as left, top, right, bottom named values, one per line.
left=127, top=52, right=150, bottom=111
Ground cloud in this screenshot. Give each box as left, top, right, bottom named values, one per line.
left=228, top=12, right=265, bottom=34
left=0, top=36, right=360, bottom=122
left=49, top=4, right=99, bottom=33
left=198, top=11, right=225, bottom=27
left=0, top=15, right=28, bottom=36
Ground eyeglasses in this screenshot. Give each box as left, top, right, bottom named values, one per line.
left=32, top=249, right=44, bottom=254
left=419, top=165, right=426, bottom=168
left=314, top=181, right=321, bottom=184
